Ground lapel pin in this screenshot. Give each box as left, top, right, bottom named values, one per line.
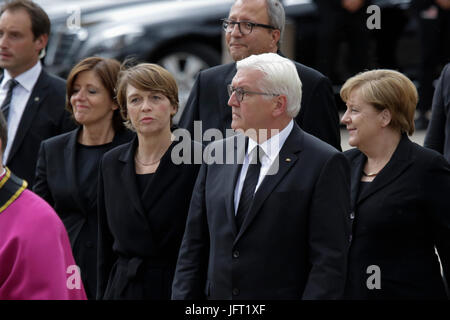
left=34, top=97, right=40, bottom=102
left=286, top=158, right=291, bottom=162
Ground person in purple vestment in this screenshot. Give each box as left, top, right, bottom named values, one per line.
left=0, top=112, right=86, bottom=300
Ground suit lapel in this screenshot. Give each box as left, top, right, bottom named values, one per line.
left=7, top=70, right=49, bottom=163
left=140, top=141, right=181, bottom=215
left=225, top=134, right=246, bottom=237
left=219, top=63, right=237, bottom=133
left=119, top=137, right=146, bottom=216
left=235, top=125, right=304, bottom=243
left=64, top=127, right=89, bottom=216
left=350, top=152, right=365, bottom=210
left=357, top=135, right=414, bottom=205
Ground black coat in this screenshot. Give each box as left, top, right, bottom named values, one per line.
left=97, top=137, right=201, bottom=300
left=3, top=70, right=76, bottom=187
left=172, top=124, right=350, bottom=300
left=344, top=135, right=450, bottom=299
left=425, top=63, right=450, bottom=162
left=178, top=61, right=341, bottom=151
left=33, top=127, right=134, bottom=299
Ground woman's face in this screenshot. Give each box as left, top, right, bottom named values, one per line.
left=126, top=84, right=176, bottom=136
left=70, top=70, right=117, bottom=127
left=341, top=88, right=383, bottom=149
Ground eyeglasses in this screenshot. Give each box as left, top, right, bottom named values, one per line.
left=227, top=84, right=279, bottom=102
left=221, top=19, right=276, bottom=35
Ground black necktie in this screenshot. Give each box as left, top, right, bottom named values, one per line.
left=236, top=146, right=263, bottom=231
left=1, top=79, right=18, bottom=121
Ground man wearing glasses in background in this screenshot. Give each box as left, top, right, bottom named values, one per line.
left=178, top=0, right=341, bottom=151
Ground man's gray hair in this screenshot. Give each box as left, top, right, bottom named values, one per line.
left=236, top=53, right=302, bottom=118
left=266, top=0, right=285, bottom=49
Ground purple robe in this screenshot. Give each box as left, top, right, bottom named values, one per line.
left=0, top=188, right=87, bottom=300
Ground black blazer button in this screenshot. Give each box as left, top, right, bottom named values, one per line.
left=85, top=241, right=94, bottom=248
left=233, top=250, right=239, bottom=258
left=232, top=288, right=240, bottom=296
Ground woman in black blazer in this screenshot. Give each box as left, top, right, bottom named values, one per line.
left=33, top=57, right=133, bottom=299
left=340, top=69, right=450, bottom=299
left=96, top=63, right=201, bottom=300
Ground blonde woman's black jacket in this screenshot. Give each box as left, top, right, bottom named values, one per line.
left=344, top=135, right=450, bottom=299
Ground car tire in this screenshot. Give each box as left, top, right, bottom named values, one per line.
left=156, top=43, right=221, bottom=122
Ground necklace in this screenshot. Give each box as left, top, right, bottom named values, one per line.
left=134, top=154, right=162, bottom=166
left=362, top=170, right=379, bottom=177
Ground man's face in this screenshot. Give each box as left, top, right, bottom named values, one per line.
left=0, top=9, right=47, bottom=78
left=228, top=68, right=276, bottom=136
left=226, top=0, right=280, bottom=61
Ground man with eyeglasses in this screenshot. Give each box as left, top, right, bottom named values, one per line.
left=172, top=53, right=350, bottom=300
left=178, top=0, right=341, bottom=151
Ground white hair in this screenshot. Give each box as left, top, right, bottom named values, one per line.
left=236, top=53, right=302, bottom=118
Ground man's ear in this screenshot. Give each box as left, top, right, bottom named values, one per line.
left=271, top=29, right=281, bottom=50
left=272, top=95, right=287, bottom=118
left=35, top=34, right=48, bottom=56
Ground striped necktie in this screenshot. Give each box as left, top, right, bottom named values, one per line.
left=1, top=79, right=19, bottom=122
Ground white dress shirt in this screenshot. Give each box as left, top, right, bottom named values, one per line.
left=0, top=61, right=42, bottom=163
left=234, top=120, right=294, bottom=214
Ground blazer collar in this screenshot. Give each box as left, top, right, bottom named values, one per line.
left=118, top=136, right=146, bottom=216
left=118, top=135, right=182, bottom=218
left=354, top=134, right=414, bottom=206
left=63, top=127, right=89, bottom=215
left=6, top=69, right=49, bottom=163
left=234, top=123, right=304, bottom=243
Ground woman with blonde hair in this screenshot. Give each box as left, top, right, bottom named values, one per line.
left=341, top=69, right=450, bottom=299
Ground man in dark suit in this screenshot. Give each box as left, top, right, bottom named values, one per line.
left=178, top=0, right=341, bottom=150
left=0, top=0, right=75, bottom=187
left=425, top=62, right=450, bottom=162
left=172, top=53, right=350, bottom=300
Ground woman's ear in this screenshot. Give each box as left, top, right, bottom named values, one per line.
left=379, top=108, right=392, bottom=128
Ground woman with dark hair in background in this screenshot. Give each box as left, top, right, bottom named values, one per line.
left=341, top=69, right=450, bottom=299
left=33, top=57, right=133, bottom=299
left=96, top=63, right=201, bottom=300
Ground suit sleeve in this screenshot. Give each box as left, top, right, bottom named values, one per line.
left=424, top=64, right=449, bottom=155
left=96, top=157, right=117, bottom=299
left=178, top=72, right=201, bottom=136
left=298, top=75, right=342, bottom=151
left=302, top=152, right=350, bottom=299
left=426, top=154, right=450, bottom=289
left=172, top=163, right=210, bottom=299
left=32, top=141, right=55, bottom=207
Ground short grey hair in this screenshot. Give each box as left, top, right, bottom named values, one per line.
left=265, top=0, right=285, bottom=49
left=236, top=53, right=302, bottom=118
